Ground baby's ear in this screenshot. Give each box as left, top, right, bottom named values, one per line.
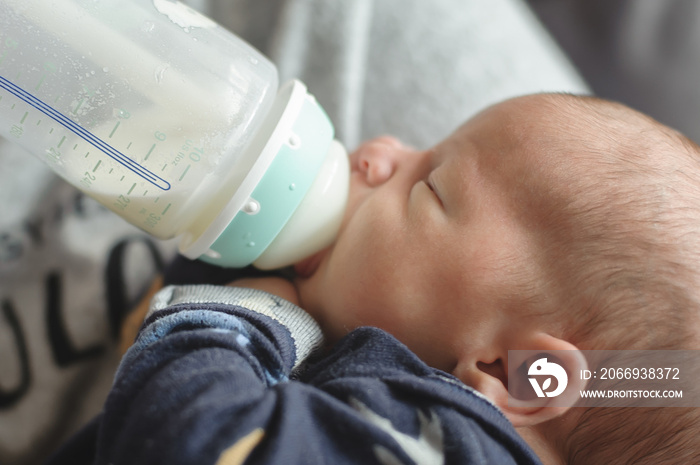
left=452, top=333, right=587, bottom=427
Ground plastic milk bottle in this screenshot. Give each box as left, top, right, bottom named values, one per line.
left=0, top=0, right=349, bottom=269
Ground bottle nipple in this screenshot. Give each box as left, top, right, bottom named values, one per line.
left=254, top=140, right=348, bottom=269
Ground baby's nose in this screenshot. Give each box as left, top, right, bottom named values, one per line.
left=353, top=136, right=403, bottom=186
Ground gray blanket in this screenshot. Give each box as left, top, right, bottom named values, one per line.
left=0, top=1, right=586, bottom=463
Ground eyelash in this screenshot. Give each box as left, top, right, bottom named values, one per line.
left=425, top=176, right=443, bottom=207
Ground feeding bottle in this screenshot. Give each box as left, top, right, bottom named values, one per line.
left=0, top=0, right=348, bottom=269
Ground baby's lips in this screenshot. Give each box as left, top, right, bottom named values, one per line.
left=293, top=248, right=326, bottom=278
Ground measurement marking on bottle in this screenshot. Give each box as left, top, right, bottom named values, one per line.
left=73, top=144, right=78, bottom=150
left=73, top=98, right=86, bottom=114
left=36, top=119, right=42, bottom=126
left=93, top=160, right=102, bottom=172
left=143, top=190, right=148, bottom=196
left=57, top=136, right=66, bottom=148
left=128, top=183, right=136, bottom=195
left=0, top=75, right=170, bottom=190
left=162, top=164, right=168, bottom=171
left=109, top=121, right=120, bottom=138
left=120, top=176, right=125, bottom=181
left=35, top=74, right=47, bottom=91
left=85, top=152, right=90, bottom=158
left=179, top=165, right=191, bottom=181
left=145, top=143, right=156, bottom=160
left=20, top=111, right=28, bottom=124
left=127, top=142, right=133, bottom=149
left=162, top=203, right=172, bottom=215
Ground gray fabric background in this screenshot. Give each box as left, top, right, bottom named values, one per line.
left=528, top=0, right=700, bottom=144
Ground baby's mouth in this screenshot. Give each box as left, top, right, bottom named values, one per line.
left=293, top=248, right=327, bottom=279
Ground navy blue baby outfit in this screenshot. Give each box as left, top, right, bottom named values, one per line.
left=47, top=285, right=542, bottom=465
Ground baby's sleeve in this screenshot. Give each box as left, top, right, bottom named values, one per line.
left=94, top=285, right=324, bottom=465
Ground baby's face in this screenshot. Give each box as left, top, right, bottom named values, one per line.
left=295, top=96, right=562, bottom=371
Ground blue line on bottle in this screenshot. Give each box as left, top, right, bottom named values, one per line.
left=0, top=74, right=171, bottom=191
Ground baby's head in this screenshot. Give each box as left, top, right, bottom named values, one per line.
left=294, top=93, right=700, bottom=463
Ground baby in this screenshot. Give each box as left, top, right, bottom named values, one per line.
left=61, top=94, right=700, bottom=464
left=255, top=93, right=700, bottom=464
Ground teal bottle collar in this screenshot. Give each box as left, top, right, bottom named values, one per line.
left=196, top=80, right=334, bottom=267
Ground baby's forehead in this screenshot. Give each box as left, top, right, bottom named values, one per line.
left=490, top=95, right=672, bottom=172
left=459, top=96, right=665, bottom=219
left=453, top=97, right=597, bottom=180
left=493, top=93, right=649, bottom=139
left=493, top=95, right=698, bottom=228
left=446, top=93, right=692, bottom=218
